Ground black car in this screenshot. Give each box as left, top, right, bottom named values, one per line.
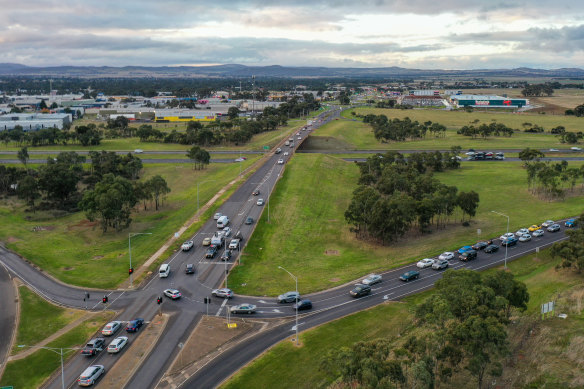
left=252, top=189, right=260, bottom=196
left=293, top=299, right=313, bottom=311
left=126, top=318, right=144, bottom=333
left=185, top=263, right=195, bottom=274
left=245, top=217, right=254, bottom=225
left=459, top=249, right=478, bottom=261
left=350, top=284, right=371, bottom=298
left=205, top=245, right=218, bottom=258
left=471, top=241, right=488, bottom=251
left=484, top=244, right=499, bottom=253
left=220, top=249, right=232, bottom=261
left=501, top=237, right=518, bottom=247
left=399, top=270, right=420, bottom=282
left=81, top=338, right=105, bottom=356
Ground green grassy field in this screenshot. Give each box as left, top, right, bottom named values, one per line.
left=0, top=312, right=112, bottom=389
left=222, top=249, right=584, bottom=389
left=0, top=160, right=256, bottom=288
left=11, top=286, right=84, bottom=354
left=228, top=154, right=584, bottom=296
left=308, top=108, right=583, bottom=150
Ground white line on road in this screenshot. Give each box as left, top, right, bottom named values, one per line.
left=215, top=298, right=228, bottom=316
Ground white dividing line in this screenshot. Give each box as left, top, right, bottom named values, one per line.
left=215, top=298, right=228, bottom=316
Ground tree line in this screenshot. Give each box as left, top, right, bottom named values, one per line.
left=456, top=122, right=514, bottom=138
left=12, top=149, right=170, bottom=232
left=525, top=160, right=584, bottom=200
left=361, top=115, right=447, bottom=142
left=345, top=151, right=479, bottom=243
left=521, top=83, right=554, bottom=97
left=551, top=214, right=583, bottom=272
left=322, top=269, right=529, bottom=389
left=565, top=104, right=584, bottom=117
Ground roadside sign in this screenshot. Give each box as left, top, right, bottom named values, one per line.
left=174, top=232, right=179, bottom=238
left=477, top=229, right=481, bottom=236
left=227, top=323, right=237, bottom=329
left=263, top=146, right=269, bottom=150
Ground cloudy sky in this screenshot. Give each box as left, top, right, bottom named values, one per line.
left=1, top=0, right=583, bottom=69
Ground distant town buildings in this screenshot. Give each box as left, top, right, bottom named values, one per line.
left=0, top=113, right=72, bottom=131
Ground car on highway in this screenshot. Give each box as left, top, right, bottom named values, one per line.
left=222, top=227, right=232, bottom=237
left=283, top=152, right=289, bottom=156
left=499, top=232, right=515, bottom=241
left=400, top=270, right=420, bottom=282
left=438, top=252, right=455, bottom=261
left=362, top=274, right=382, bottom=285
left=541, top=220, right=555, bottom=228
left=202, top=237, right=212, bottom=246
left=518, top=233, right=532, bottom=242
left=350, top=284, right=372, bottom=298
left=528, top=225, right=541, bottom=232
left=278, top=291, right=301, bottom=303
left=230, top=303, right=257, bottom=314
left=547, top=224, right=561, bottom=232
left=256, top=198, right=264, bottom=206
left=220, top=249, right=232, bottom=261
left=81, top=338, right=105, bottom=357
left=549, top=148, right=559, bottom=152
left=245, top=217, right=254, bottom=225
left=471, top=241, right=489, bottom=250
left=205, top=245, right=218, bottom=258
left=181, top=240, right=194, bottom=251
left=107, top=336, right=128, bottom=354
left=495, top=152, right=505, bottom=160
left=229, top=239, right=240, bottom=250
left=571, top=146, right=582, bottom=151
left=459, top=250, right=478, bottom=261
left=277, top=159, right=284, bottom=165
left=457, top=245, right=473, bottom=254
left=501, top=236, right=518, bottom=247
left=416, top=258, right=434, bottom=268
left=297, top=136, right=302, bottom=140
left=484, top=244, right=499, bottom=253
left=77, top=365, right=105, bottom=386
left=565, top=218, right=578, bottom=228
left=516, top=228, right=530, bottom=236
left=212, top=288, right=233, bottom=298
left=293, top=299, right=313, bottom=311
left=126, top=318, right=144, bottom=333
left=101, top=321, right=122, bottom=336
left=164, top=289, right=182, bottom=299
left=185, top=263, right=195, bottom=274
left=235, top=157, right=246, bottom=162
left=252, top=189, right=260, bottom=196
left=532, top=229, right=545, bottom=237
left=134, top=149, right=143, bottom=154
left=214, top=212, right=223, bottom=220
left=275, top=148, right=282, bottom=154
left=432, top=259, right=449, bottom=270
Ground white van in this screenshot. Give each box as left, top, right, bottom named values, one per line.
left=159, top=264, right=170, bottom=278
left=217, top=215, right=229, bottom=228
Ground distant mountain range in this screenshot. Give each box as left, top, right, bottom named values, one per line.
left=0, top=63, right=583, bottom=79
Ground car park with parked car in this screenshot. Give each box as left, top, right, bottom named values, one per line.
left=350, top=284, right=372, bottom=297
left=362, top=274, right=382, bottom=285
left=126, top=318, right=144, bottom=333
left=230, top=303, right=256, bottom=314
left=400, top=270, right=420, bottom=282
left=107, top=336, right=128, bottom=354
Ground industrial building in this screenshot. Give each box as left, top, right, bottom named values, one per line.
left=450, top=95, right=529, bottom=108
left=0, top=113, right=72, bottom=131
left=153, top=110, right=218, bottom=122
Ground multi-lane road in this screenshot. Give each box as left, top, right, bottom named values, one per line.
left=0, top=106, right=577, bottom=388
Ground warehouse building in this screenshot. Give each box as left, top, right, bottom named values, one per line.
left=0, top=113, right=72, bottom=131
left=450, top=95, right=529, bottom=108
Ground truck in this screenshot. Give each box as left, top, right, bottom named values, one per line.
left=81, top=338, right=106, bottom=357
left=211, top=233, right=224, bottom=248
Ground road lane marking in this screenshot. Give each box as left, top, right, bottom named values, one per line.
left=215, top=298, right=228, bottom=316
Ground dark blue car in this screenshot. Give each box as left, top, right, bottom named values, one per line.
left=501, top=237, right=518, bottom=247
left=125, top=318, right=144, bottom=333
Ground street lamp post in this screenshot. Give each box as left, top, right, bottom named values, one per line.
left=491, top=210, right=510, bottom=269
left=278, top=266, right=299, bottom=346
left=18, top=345, right=78, bottom=389
left=129, top=232, right=152, bottom=287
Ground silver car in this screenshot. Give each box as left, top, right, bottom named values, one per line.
left=362, top=274, right=382, bottom=285
left=278, top=291, right=300, bottom=303
left=230, top=303, right=257, bottom=314
left=212, top=288, right=234, bottom=298
left=107, top=336, right=128, bottom=353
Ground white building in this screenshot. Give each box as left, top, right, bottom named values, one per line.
left=0, top=113, right=72, bottom=131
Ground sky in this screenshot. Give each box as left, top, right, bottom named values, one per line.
left=0, top=0, right=583, bottom=69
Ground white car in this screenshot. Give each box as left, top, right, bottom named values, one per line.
left=235, top=157, right=246, bottom=162
left=499, top=232, right=515, bottom=241
left=362, top=274, right=382, bottom=285
left=181, top=240, right=194, bottom=251
left=416, top=258, right=435, bottom=268
left=222, top=227, right=232, bottom=237
left=101, top=321, right=122, bottom=336
left=213, top=212, right=223, bottom=220
left=532, top=229, right=545, bottom=237
left=515, top=228, right=529, bottom=237
left=134, top=149, right=143, bottom=154
left=438, top=252, right=455, bottom=261
left=549, top=148, right=559, bottom=152
left=518, top=233, right=531, bottom=242
left=541, top=220, right=555, bottom=228
left=571, top=146, right=582, bottom=151
left=107, top=336, right=128, bottom=353
left=297, top=136, right=301, bottom=140
left=77, top=365, right=105, bottom=386
left=277, top=159, right=284, bottom=164
left=283, top=152, right=289, bottom=156
left=229, top=239, right=240, bottom=250
left=256, top=198, right=264, bottom=206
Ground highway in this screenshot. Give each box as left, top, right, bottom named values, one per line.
left=0, top=105, right=577, bottom=388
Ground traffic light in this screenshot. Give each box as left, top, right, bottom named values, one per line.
left=157, top=296, right=162, bottom=304
left=102, top=295, right=108, bottom=304
left=204, top=297, right=210, bottom=304
left=129, top=267, right=134, bottom=275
